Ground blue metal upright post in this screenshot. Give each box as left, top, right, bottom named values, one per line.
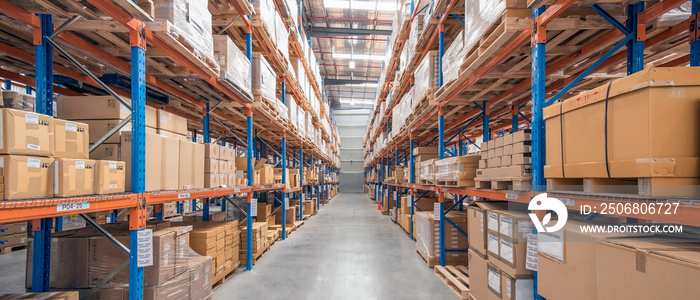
left=531, top=6, right=547, bottom=300
left=531, top=7, right=546, bottom=192
left=32, top=14, right=53, bottom=292
left=246, top=106, right=254, bottom=271
left=439, top=23, right=445, bottom=86
left=128, top=22, right=147, bottom=300
left=692, top=0, right=700, bottom=66
left=394, top=148, right=399, bottom=223
left=311, top=153, right=316, bottom=210
left=203, top=102, right=211, bottom=221
left=627, top=2, right=645, bottom=75
left=299, top=147, right=304, bottom=221
left=482, top=100, right=490, bottom=142
left=409, top=133, right=415, bottom=239
left=191, top=130, right=197, bottom=211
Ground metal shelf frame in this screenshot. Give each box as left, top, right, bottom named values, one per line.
left=0, top=0, right=341, bottom=298
left=366, top=0, right=700, bottom=299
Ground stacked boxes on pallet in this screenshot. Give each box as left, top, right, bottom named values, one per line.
left=239, top=222, right=269, bottom=264
left=205, top=143, right=237, bottom=188
left=475, top=130, right=532, bottom=190
left=182, top=220, right=240, bottom=284
left=413, top=51, right=440, bottom=109
left=0, top=221, right=27, bottom=253
left=414, top=147, right=439, bottom=184
left=213, top=35, right=252, bottom=97
left=415, top=210, right=469, bottom=266
left=252, top=53, right=277, bottom=106
left=433, top=154, right=480, bottom=186
left=442, top=30, right=467, bottom=84
left=544, top=67, right=700, bottom=196
left=2, top=91, right=36, bottom=111
left=26, top=222, right=213, bottom=299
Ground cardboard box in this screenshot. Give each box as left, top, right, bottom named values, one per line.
left=95, top=160, right=126, bottom=194
left=467, top=201, right=509, bottom=257
left=205, top=173, right=220, bottom=188
left=53, top=119, right=89, bottom=159
left=595, top=237, right=700, bottom=300
left=53, top=158, right=96, bottom=197
left=469, top=249, right=489, bottom=300
left=487, top=149, right=495, bottom=159
left=157, top=129, right=188, bottom=141
left=89, top=143, right=120, bottom=161
left=220, top=146, right=234, bottom=161
left=57, top=96, right=130, bottom=120
left=179, top=140, right=205, bottom=189
left=121, top=132, right=162, bottom=192
left=205, top=158, right=219, bottom=174
left=511, top=141, right=531, bottom=155
left=487, top=263, right=534, bottom=300
left=157, top=109, right=188, bottom=135
left=0, top=155, right=53, bottom=199
left=503, top=134, right=514, bottom=146
left=482, top=141, right=491, bottom=151
left=512, top=129, right=531, bottom=144
left=26, top=235, right=89, bottom=289
left=78, top=119, right=131, bottom=144
left=0, top=221, right=27, bottom=236
left=490, top=210, right=532, bottom=278
left=205, top=143, right=220, bottom=159
left=501, top=155, right=512, bottom=167
left=494, top=136, right=504, bottom=148
left=488, top=157, right=501, bottom=168
left=491, top=165, right=532, bottom=178
left=494, top=147, right=504, bottom=158
left=161, top=136, right=180, bottom=190
left=219, top=159, right=228, bottom=174
left=479, top=159, right=487, bottom=169
left=511, top=153, right=532, bottom=165
left=413, top=147, right=438, bottom=155
left=503, top=144, right=513, bottom=156
left=0, top=109, right=53, bottom=157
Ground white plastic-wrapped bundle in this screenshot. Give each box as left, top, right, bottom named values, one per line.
left=285, top=0, right=299, bottom=28
left=287, top=96, right=298, bottom=126
left=275, top=12, right=289, bottom=61
left=153, top=0, right=214, bottom=62
left=252, top=53, right=276, bottom=101
left=442, top=30, right=465, bottom=84
left=464, top=0, right=518, bottom=54
left=276, top=98, right=289, bottom=121
left=253, top=0, right=276, bottom=38
left=213, top=35, right=252, bottom=97
left=413, top=51, right=439, bottom=105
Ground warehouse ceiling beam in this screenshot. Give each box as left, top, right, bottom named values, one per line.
left=308, top=27, right=392, bottom=36
left=324, top=79, right=377, bottom=85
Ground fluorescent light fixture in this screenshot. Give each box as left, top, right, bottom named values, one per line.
left=324, top=0, right=397, bottom=11
left=342, top=82, right=378, bottom=88
left=339, top=99, right=374, bottom=105
left=333, top=52, right=386, bottom=61
left=349, top=61, right=356, bottom=69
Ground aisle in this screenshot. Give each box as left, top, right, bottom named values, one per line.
left=214, top=193, right=456, bottom=299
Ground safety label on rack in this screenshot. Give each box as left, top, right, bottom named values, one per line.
left=284, top=195, right=289, bottom=208
left=137, top=229, right=153, bottom=267
left=250, top=198, right=258, bottom=216
left=526, top=233, right=538, bottom=271
left=57, top=202, right=90, bottom=212
left=234, top=188, right=240, bottom=193
left=434, top=203, right=441, bottom=220
left=178, top=193, right=190, bottom=199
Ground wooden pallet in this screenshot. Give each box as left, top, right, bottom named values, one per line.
left=435, top=179, right=476, bottom=187
left=435, top=265, right=470, bottom=300
left=0, top=244, right=26, bottom=254
left=212, top=263, right=239, bottom=291
left=475, top=178, right=532, bottom=190
left=146, top=20, right=220, bottom=78
left=546, top=177, right=700, bottom=197
left=419, top=179, right=435, bottom=186
left=416, top=249, right=439, bottom=268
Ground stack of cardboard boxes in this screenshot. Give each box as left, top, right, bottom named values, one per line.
left=415, top=147, right=439, bottom=184
left=475, top=130, right=532, bottom=190
left=205, top=143, right=237, bottom=188
left=239, top=222, right=269, bottom=264
left=0, top=221, right=27, bottom=253
left=235, top=158, right=274, bottom=186
left=414, top=210, right=469, bottom=266
left=468, top=201, right=534, bottom=300
left=183, top=221, right=240, bottom=284
left=397, top=196, right=440, bottom=234
left=0, top=107, right=126, bottom=200
left=433, top=154, right=480, bottom=186
left=26, top=222, right=213, bottom=299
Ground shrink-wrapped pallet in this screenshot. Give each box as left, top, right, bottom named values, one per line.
left=413, top=51, right=440, bottom=106
left=275, top=12, right=289, bottom=61
left=252, top=53, right=276, bottom=102
left=442, top=30, right=466, bottom=84
left=213, top=35, right=251, bottom=97
left=153, top=0, right=214, bottom=62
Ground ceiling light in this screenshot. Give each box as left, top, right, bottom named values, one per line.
left=324, top=0, right=397, bottom=11
left=332, top=52, right=386, bottom=61
left=349, top=61, right=356, bottom=69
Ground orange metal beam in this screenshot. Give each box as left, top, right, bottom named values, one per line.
left=0, top=69, right=82, bottom=96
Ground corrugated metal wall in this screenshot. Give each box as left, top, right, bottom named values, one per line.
left=335, top=108, right=370, bottom=193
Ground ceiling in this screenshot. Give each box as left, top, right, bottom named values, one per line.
left=301, top=0, right=397, bottom=109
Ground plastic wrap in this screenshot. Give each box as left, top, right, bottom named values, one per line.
left=464, top=0, right=513, bottom=56
left=26, top=222, right=215, bottom=300
left=2, top=91, right=35, bottom=112
left=275, top=13, right=289, bottom=61
left=298, top=110, right=306, bottom=135
left=252, top=53, right=276, bottom=101
left=433, top=155, right=480, bottom=181
left=442, top=30, right=465, bottom=84
left=213, top=35, right=252, bottom=97
left=415, top=211, right=469, bottom=263
left=419, top=158, right=436, bottom=182
left=253, top=0, right=276, bottom=38
left=153, top=0, right=214, bottom=61
left=413, top=51, right=439, bottom=106
left=287, top=96, right=297, bottom=127
left=276, top=98, right=288, bottom=121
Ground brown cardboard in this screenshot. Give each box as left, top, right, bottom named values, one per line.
left=502, top=144, right=513, bottom=156
left=143, top=228, right=176, bottom=286
left=489, top=210, right=532, bottom=278
left=511, top=153, right=532, bottom=165
left=494, top=136, right=504, bottom=148
left=121, top=132, right=162, bottom=191
left=75, top=119, right=130, bottom=144
left=89, top=143, right=120, bottom=161
left=205, top=173, right=220, bottom=188
left=488, top=158, right=501, bottom=168
left=157, top=109, right=188, bottom=135
left=0, top=155, right=53, bottom=199
left=467, top=201, right=509, bottom=257
left=595, top=237, right=700, bottom=300
left=157, top=129, right=188, bottom=141
left=26, top=235, right=90, bottom=289
left=205, top=158, right=219, bottom=174
left=503, top=134, right=514, bottom=146
left=219, top=159, right=227, bottom=174
left=56, top=96, right=156, bottom=127
left=487, top=149, right=495, bottom=159
left=512, top=129, right=531, bottom=144
left=0, top=109, right=53, bottom=156
left=0, top=222, right=27, bottom=236
left=492, top=165, right=532, bottom=178
left=95, top=160, right=125, bottom=194
left=501, top=155, right=512, bottom=166
left=468, top=249, right=489, bottom=300
left=53, top=119, right=89, bottom=159
left=511, top=141, right=532, bottom=155
left=53, top=158, right=96, bottom=197
left=413, top=147, right=438, bottom=155
left=161, top=136, right=180, bottom=190
left=499, top=272, right=534, bottom=300
left=0, top=233, right=26, bottom=247
left=205, top=143, right=220, bottom=159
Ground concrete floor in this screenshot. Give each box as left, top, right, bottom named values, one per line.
left=0, top=193, right=456, bottom=299
left=214, top=193, right=457, bottom=300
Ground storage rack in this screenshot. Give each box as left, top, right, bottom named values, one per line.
left=0, top=0, right=340, bottom=298
left=363, top=0, right=700, bottom=297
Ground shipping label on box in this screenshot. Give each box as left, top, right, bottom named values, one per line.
left=95, top=160, right=125, bottom=194
left=53, top=119, right=89, bottom=159
left=0, top=109, right=53, bottom=157
left=1, top=155, right=53, bottom=200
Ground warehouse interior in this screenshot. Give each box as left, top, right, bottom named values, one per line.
left=0, top=0, right=700, bottom=299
